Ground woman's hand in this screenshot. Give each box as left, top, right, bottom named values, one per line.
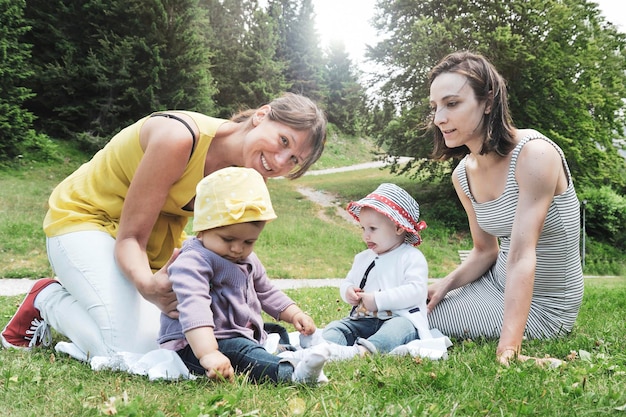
left=199, top=351, right=234, bottom=382
left=426, top=278, right=450, bottom=313
left=496, top=346, right=518, bottom=366
left=139, top=248, right=180, bottom=318
left=496, top=346, right=562, bottom=368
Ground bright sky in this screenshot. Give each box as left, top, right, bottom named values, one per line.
left=312, top=0, right=378, bottom=66
left=313, top=0, right=626, bottom=68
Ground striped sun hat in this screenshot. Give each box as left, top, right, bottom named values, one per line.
left=347, top=183, right=427, bottom=246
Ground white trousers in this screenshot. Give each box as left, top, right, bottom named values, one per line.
left=42, top=231, right=160, bottom=358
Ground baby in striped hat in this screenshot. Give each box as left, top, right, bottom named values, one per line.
left=319, top=183, right=431, bottom=361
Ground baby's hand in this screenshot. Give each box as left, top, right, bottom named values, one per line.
left=199, top=351, right=234, bottom=382
left=345, top=287, right=363, bottom=305
left=360, top=292, right=377, bottom=312
left=292, top=311, right=317, bottom=335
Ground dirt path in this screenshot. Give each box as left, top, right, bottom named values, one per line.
left=303, top=157, right=412, bottom=176
left=295, top=156, right=413, bottom=225
left=295, top=186, right=357, bottom=225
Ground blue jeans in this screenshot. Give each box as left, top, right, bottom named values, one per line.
left=177, top=337, right=294, bottom=384
left=322, top=316, right=418, bottom=353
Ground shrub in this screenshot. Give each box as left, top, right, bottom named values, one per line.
left=578, top=186, right=626, bottom=250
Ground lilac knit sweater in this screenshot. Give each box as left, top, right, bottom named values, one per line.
left=158, top=238, right=295, bottom=346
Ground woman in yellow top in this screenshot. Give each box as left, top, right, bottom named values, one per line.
left=1, top=93, right=326, bottom=360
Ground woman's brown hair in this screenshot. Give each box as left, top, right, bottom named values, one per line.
left=231, top=93, right=327, bottom=179
left=429, top=51, right=516, bottom=160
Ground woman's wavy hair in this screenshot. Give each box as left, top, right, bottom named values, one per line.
left=231, top=93, right=327, bottom=179
left=429, top=51, right=516, bottom=160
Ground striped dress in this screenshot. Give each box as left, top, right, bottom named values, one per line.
left=428, top=134, right=584, bottom=339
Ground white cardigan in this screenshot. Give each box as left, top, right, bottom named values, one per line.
left=340, top=243, right=432, bottom=339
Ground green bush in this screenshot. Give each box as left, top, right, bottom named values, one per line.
left=414, top=181, right=468, bottom=232
left=578, top=186, right=626, bottom=250
left=74, top=131, right=109, bottom=154
left=582, top=237, right=626, bottom=276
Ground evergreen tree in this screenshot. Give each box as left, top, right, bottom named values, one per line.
left=21, top=0, right=91, bottom=137
left=0, top=0, right=50, bottom=160
left=204, top=0, right=253, bottom=117
left=270, top=0, right=324, bottom=101
left=323, top=40, right=367, bottom=135
left=23, top=0, right=216, bottom=142
left=238, top=6, right=290, bottom=107
left=204, top=0, right=288, bottom=117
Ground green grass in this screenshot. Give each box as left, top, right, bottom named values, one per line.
left=0, top=152, right=89, bottom=278
left=309, top=130, right=383, bottom=170
left=0, top=139, right=624, bottom=415
left=282, top=168, right=472, bottom=278
left=258, top=179, right=365, bottom=278
left=0, top=278, right=624, bottom=416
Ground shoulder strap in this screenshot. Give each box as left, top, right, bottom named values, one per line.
left=456, top=156, right=474, bottom=202
left=150, top=113, right=197, bottom=160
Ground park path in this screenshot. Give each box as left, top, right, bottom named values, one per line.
left=0, top=277, right=345, bottom=296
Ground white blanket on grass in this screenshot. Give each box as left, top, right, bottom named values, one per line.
left=55, top=342, right=195, bottom=381
left=55, top=328, right=452, bottom=381
left=294, top=328, right=453, bottom=360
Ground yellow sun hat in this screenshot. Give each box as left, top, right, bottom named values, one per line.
left=192, top=167, right=277, bottom=232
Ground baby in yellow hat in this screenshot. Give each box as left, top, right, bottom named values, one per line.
left=158, top=167, right=329, bottom=384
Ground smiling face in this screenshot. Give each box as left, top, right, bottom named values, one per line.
left=358, top=207, right=405, bottom=255
left=198, top=221, right=265, bottom=263
left=429, top=72, right=490, bottom=150
left=242, top=106, right=313, bottom=179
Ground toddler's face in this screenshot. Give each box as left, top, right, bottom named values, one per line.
left=358, top=207, right=405, bottom=255
left=198, top=222, right=265, bottom=263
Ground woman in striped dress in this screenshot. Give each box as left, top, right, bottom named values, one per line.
left=426, top=51, right=583, bottom=366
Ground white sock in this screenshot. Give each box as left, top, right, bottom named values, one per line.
left=278, top=348, right=307, bottom=360
left=326, top=343, right=361, bottom=362
left=299, top=329, right=325, bottom=348
left=291, top=344, right=330, bottom=384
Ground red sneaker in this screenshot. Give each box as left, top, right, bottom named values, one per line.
left=1, top=278, right=59, bottom=350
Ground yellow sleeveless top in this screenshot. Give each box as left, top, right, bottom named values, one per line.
left=44, top=111, right=226, bottom=270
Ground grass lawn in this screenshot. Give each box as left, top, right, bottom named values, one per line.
left=0, top=136, right=624, bottom=415
left=0, top=277, right=624, bottom=416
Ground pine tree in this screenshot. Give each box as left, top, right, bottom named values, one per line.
left=270, top=0, right=324, bottom=101
left=0, top=0, right=47, bottom=160
left=323, top=40, right=367, bottom=135
left=204, top=0, right=288, bottom=116
left=23, top=0, right=216, bottom=142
